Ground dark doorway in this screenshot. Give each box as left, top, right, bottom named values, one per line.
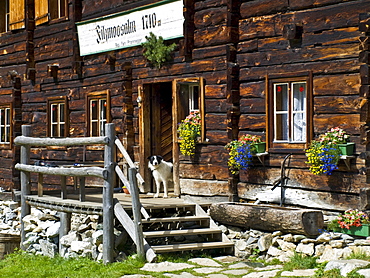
left=145, top=82, right=173, bottom=193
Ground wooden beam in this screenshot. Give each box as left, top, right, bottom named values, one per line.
left=14, top=136, right=108, bottom=146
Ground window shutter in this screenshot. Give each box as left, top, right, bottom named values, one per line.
left=9, top=0, right=25, bottom=30
left=35, top=0, right=49, bottom=25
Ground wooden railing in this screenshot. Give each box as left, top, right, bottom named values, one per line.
left=14, top=123, right=147, bottom=263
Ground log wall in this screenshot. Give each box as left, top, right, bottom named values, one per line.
left=236, top=0, right=369, bottom=210
left=0, top=0, right=368, bottom=210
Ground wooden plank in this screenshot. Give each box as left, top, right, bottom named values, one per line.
left=142, top=215, right=210, bottom=224
left=15, top=164, right=106, bottom=179
left=143, top=228, right=221, bottom=238
left=113, top=199, right=156, bottom=262
left=37, top=173, right=43, bottom=197
left=14, top=135, right=108, bottom=146
left=151, top=242, right=234, bottom=253
left=114, top=138, right=145, bottom=191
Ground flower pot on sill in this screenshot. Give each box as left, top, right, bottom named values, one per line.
left=339, top=224, right=370, bottom=237
left=338, top=142, right=355, bottom=156
left=254, top=142, right=266, bottom=153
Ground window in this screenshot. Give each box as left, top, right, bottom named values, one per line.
left=47, top=96, right=68, bottom=137
left=49, top=0, right=67, bottom=20
left=267, top=73, right=312, bottom=152
left=87, top=91, right=111, bottom=137
left=174, top=77, right=205, bottom=141
left=0, top=105, right=11, bottom=144
left=0, top=0, right=9, bottom=33
left=36, top=0, right=68, bottom=25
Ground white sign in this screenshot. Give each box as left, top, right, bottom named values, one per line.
left=76, top=0, right=184, bottom=56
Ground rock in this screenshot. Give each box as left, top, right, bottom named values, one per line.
left=70, top=240, right=93, bottom=254
left=257, top=234, right=272, bottom=252
left=325, top=259, right=370, bottom=277
left=280, top=269, right=317, bottom=277
left=188, top=258, right=221, bottom=267
left=39, top=239, right=58, bottom=258
left=318, top=246, right=345, bottom=263
left=315, top=244, right=326, bottom=257
left=235, top=240, right=248, bottom=251
left=316, top=233, right=332, bottom=243
left=293, top=234, right=306, bottom=242
left=276, top=239, right=296, bottom=252
left=296, top=243, right=315, bottom=256
left=46, top=222, right=60, bottom=238
left=329, top=240, right=346, bottom=248
left=267, top=246, right=284, bottom=257
left=282, top=234, right=294, bottom=242
left=357, top=268, right=370, bottom=278
left=60, top=231, right=80, bottom=247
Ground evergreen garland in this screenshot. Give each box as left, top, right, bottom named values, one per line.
left=141, top=32, right=176, bottom=69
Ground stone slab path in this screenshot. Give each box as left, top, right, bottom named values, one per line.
left=120, top=256, right=370, bottom=278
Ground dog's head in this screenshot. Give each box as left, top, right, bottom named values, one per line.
left=147, top=155, right=163, bottom=167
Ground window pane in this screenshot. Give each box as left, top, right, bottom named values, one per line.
left=92, top=122, right=98, bottom=136
left=0, top=126, right=4, bottom=142
left=292, top=82, right=306, bottom=111
left=191, top=86, right=199, bottom=111
left=5, top=108, right=10, bottom=125
left=52, top=124, right=58, bottom=137
left=275, top=83, right=288, bottom=111
left=60, top=123, right=65, bottom=137
left=91, top=100, right=98, bottom=120
left=293, top=113, right=306, bottom=142
left=51, top=104, right=58, bottom=123
left=275, top=114, right=288, bottom=141
left=60, top=104, right=65, bottom=122
left=100, top=99, right=106, bottom=120
left=5, top=126, right=10, bottom=142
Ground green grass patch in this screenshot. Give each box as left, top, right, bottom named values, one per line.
left=0, top=250, right=148, bottom=278
left=282, top=252, right=318, bottom=271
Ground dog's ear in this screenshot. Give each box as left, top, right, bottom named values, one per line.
left=147, top=156, right=151, bottom=160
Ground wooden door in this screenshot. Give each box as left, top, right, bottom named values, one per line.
left=141, top=82, right=173, bottom=193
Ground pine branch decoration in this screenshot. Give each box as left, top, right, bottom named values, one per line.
left=142, top=32, right=176, bottom=69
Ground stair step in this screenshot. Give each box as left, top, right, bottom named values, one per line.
left=143, top=228, right=221, bottom=238
left=151, top=241, right=235, bottom=253
left=142, top=215, right=210, bottom=224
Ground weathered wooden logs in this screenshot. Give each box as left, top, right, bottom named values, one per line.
left=209, top=203, right=324, bottom=236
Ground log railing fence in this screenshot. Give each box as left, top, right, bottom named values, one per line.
left=14, top=123, right=148, bottom=263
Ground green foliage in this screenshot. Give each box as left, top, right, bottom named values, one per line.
left=345, top=250, right=370, bottom=261
left=0, top=250, right=146, bottom=278
left=283, top=252, right=318, bottom=271
left=141, top=32, right=176, bottom=68
left=177, top=111, right=201, bottom=156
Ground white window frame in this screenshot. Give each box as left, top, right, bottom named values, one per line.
left=50, top=102, right=65, bottom=137
left=90, top=98, right=107, bottom=136
left=0, top=106, right=10, bottom=144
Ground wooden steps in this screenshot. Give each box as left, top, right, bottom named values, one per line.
left=143, top=228, right=221, bottom=238
left=140, top=202, right=234, bottom=255
left=151, top=241, right=235, bottom=253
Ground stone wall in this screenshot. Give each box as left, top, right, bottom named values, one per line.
left=4, top=201, right=370, bottom=263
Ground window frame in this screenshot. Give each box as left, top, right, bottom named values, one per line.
left=266, top=72, right=313, bottom=153
left=0, top=0, right=10, bottom=34
left=0, top=104, right=12, bottom=146
left=173, top=77, right=205, bottom=142
left=47, top=96, right=69, bottom=137
left=86, top=90, right=111, bottom=137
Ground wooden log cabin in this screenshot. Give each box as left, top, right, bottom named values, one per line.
left=0, top=0, right=370, bottom=211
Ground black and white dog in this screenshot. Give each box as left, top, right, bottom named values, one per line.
left=147, top=155, right=173, bottom=198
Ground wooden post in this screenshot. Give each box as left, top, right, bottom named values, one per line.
left=103, top=123, right=115, bottom=264
left=129, top=167, right=145, bottom=259
left=20, top=125, right=31, bottom=250
left=59, top=212, right=71, bottom=256
left=38, top=173, right=43, bottom=197
left=79, top=177, right=85, bottom=202
left=61, top=176, right=67, bottom=199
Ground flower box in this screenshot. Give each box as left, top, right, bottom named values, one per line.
left=338, top=142, right=355, bottom=156
left=339, top=224, right=370, bottom=237
left=254, top=142, right=266, bottom=153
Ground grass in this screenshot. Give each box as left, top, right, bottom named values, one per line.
left=0, top=250, right=149, bottom=278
